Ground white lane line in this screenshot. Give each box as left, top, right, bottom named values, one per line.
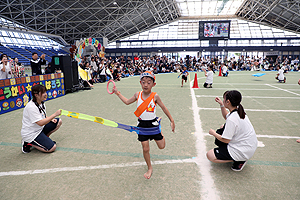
left=265, top=84, right=300, bottom=96
left=203, top=133, right=299, bottom=139
left=256, top=135, right=300, bottom=139
left=212, top=83, right=297, bottom=86
left=198, top=107, right=300, bottom=113
left=194, top=88, right=280, bottom=91
left=0, top=159, right=195, bottom=177
left=190, top=80, right=220, bottom=200
left=196, top=95, right=300, bottom=99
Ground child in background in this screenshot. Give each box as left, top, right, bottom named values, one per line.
left=178, top=66, right=189, bottom=87
left=221, top=63, right=228, bottom=77
left=112, top=71, right=175, bottom=179
left=275, top=66, right=286, bottom=83
left=203, top=64, right=214, bottom=88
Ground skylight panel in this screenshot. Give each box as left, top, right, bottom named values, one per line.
left=176, top=0, right=244, bottom=17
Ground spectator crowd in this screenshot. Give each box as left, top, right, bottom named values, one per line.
left=1, top=51, right=300, bottom=82
left=77, top=54, right=300, bottom=84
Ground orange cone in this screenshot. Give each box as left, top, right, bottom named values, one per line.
left=218, top=66, right=222, bottom=76
left=192, top=73, right=199, bottom=88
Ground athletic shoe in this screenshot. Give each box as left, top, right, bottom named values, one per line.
left=22, top=141, right=32, bottom=153
left=231, top=160, right=247, bottom=172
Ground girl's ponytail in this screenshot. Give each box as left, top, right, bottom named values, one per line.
left=237, top=103, right=246, bottom=119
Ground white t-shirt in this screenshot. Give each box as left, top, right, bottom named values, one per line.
left=21, top=100, right=46, bottom=142
left=222, top=66, right=227, bottom=74
left=206, top=71, right=213, bottom=84
left=222, top=112, right=258, bottom=161
left=90, top=61, right=98, bottom=72
left=100, top=64, right=106, bottom=75
left=0, top=63, right=11, bottom=79
left=278, top=69, right=284, bottom=80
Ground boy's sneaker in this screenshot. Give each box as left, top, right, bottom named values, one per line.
left=231, top=160, right=247, bottom=172
left=22, top=141, right=32, bottom=153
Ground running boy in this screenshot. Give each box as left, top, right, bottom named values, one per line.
left=112, top=71, right=175, bottom=179
left=178, top=66, right=189, bottom=87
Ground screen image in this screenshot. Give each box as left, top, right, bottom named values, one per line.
left=199, top=21, right=230, bottom=39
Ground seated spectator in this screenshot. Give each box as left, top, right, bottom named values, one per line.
left=45, top=63, right=52, bottom=74
left=113, top=66, right=121, bottom=81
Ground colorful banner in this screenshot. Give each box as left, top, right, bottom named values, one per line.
left=0, top=73, right=65, bottom=115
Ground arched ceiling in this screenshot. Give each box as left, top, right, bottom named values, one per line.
left=0, top=0, right=299, bottom=45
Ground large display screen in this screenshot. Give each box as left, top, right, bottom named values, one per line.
left=199, top=21, right=230, bottom=39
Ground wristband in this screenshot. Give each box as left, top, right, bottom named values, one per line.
left=220, top=105, right=224, bottom=108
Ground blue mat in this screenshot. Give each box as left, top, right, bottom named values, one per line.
left=252, top=73, right=266, bottom=77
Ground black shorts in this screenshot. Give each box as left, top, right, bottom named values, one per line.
left=203, top=82, right=212, bottom=88
left=214, top=145, right=233, bottom=161
left=182, top=75, right=187, bottom=81
left=137, top=118, right=163, bottom=142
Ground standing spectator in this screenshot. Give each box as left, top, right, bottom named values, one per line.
left=0, top=55, right=12, bottom=79
left=12, top=57, right=23, bottom=77
left=98, top=59, right=107, bottom=83
left=30, top=53, right=46, bottom=75
left=90, top=57, right=98, bottom=82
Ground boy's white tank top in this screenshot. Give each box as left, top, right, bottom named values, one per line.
left=136, top=91, right=157, bottom=120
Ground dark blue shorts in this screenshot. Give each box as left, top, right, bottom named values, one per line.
left=30, top=118, right=60, bottom=151
left=137, top=118, right=163, bottom=142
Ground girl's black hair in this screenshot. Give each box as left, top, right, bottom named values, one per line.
left=223, top=90, right=246, bottom=119
left=31, top=84, right=47, bottom=115
left=208, top=64, right=215, bottom=73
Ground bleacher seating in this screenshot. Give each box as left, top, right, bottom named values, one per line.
left=0, top=45, right=30, bottom=65
left=0, top=45, right=70, bottom=66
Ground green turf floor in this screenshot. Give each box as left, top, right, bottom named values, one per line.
left=0, top=70, right=299, bottom=199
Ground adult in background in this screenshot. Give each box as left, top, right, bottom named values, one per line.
left=21, top=84, right=62, bottom=153
left=12, top=57, right=23, bottom=77
left=99, top=59, right=107, bottom=83
left=206, top=90, right=258, bottom=171
left=0, top=55, right=12, bottom=79
left=30, top=52, right=46, bottom=75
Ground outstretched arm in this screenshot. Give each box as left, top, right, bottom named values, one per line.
left=112, top=86, right=138, bottom=105
left=215, top=97, right=228, bottom=120
left=155, top=94, right=175, bottom=132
